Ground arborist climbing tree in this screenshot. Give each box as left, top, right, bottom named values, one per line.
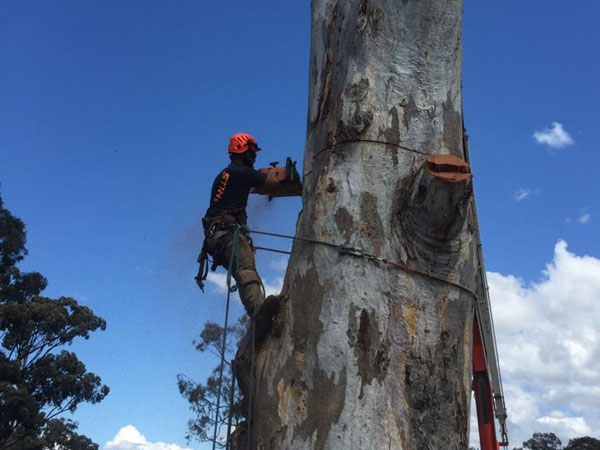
left=196, top=133, right=281, bottom=341
left=195, top=133, right=283, bottom=442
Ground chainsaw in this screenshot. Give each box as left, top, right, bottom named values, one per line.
left=251, top=157, right=303, bottom=200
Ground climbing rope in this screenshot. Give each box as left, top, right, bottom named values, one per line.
left=211, top=226, right=242, bottom=450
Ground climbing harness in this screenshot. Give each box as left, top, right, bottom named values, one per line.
left=196, top=211, right=247, bottom=292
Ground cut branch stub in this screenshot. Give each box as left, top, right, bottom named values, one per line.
left=399, top=154, right=473, bottom=275
left=409, top=154, right=472, bottom=238
left=425, top=154, right=471, bottom=183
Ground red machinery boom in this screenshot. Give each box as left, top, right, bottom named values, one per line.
left=473, top=317, right=508, bottom=450
left=464, top=125, right=509, bottom=450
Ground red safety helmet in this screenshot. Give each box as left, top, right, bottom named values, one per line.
left=228, top=133, right=261, bottom=154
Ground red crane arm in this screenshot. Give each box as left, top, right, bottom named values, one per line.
left=473, top=317, right=502, bottom=450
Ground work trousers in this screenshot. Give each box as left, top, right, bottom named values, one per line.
left=205, top=218, right=265, bottom=316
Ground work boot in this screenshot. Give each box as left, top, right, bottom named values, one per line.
left=253, top=295, right=280, bottom=344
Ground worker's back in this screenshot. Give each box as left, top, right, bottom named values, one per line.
left=204, top=162, right=267, bottom=224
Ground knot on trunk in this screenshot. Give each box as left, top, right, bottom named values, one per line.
left=396, top=154, right=473, bottom=276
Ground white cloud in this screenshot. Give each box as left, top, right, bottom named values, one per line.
left=578, top=212, right=591, bottom=224
left=533, top=122, right=574, bottom=149
left=104, top=425, right=192, bottom=450
left=513, top=188, right=541, bottom=202
left=480, top=240, right=600, bottom=447
left=514, top=188, right=532, bottom=202
left=537, top=413, right=592, bottom=437
left=206, top=272, right=230, bottom=294
left=566, top=209, right=591, bottom=226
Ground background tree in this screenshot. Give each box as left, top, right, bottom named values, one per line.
left=177, top=317, right=248, bottom=448
left=247, top=1, right=476, bottom=449
left=564, top=437, right=600, bottom=450
left=514, top=432, right=562, bottom=450
left=511, top=432, right=600, bottom=450
left=0, top=191, right=109, bottom=450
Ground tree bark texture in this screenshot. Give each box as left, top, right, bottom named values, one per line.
left=250, top=1, right=477, bottom=449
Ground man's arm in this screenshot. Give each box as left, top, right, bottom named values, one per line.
left=247, top=167, right=279, bottom=192
left=261, top=168, right=280, bottom=191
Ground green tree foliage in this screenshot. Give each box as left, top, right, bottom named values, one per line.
left=513, top=432, right=600, bottom=450
left=177, top=317, right=248, bottom=448
left=564, top=437, right=600, bottom=450
left=0, top=191, right=109, bottom=450
left=514, top=432, right=562, bottom=450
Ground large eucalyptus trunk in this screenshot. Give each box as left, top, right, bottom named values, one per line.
left=250, top=1, right=477, bottom=449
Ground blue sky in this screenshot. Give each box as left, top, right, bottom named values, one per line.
left=1, top=1, right=599, bottom=449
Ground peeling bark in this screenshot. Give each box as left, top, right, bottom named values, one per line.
left=246, top=1, right=476, bottom=449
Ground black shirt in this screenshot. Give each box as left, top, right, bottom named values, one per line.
left=204, top=163, right=267, bottom=224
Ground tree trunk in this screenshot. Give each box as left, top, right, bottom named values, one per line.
left=250, top=1, right=476, bottom=449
